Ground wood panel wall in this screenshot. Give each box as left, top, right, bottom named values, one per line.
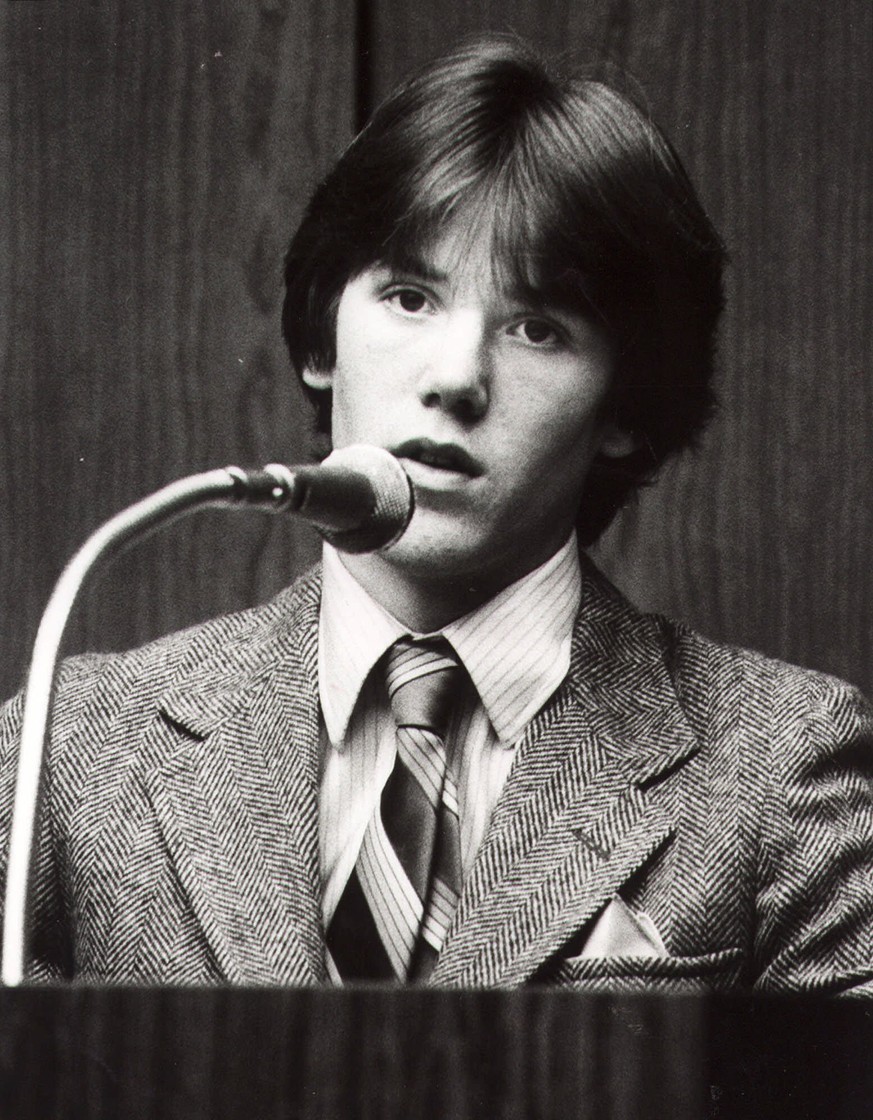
left=0, top=2, right=354, bottom=699
left=2, top=1, right=871, bottom=699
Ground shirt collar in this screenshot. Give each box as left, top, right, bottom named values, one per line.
left=318, top=534, right=581, bottom=747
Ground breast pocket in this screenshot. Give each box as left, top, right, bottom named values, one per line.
left=542, top=947, right=746, bottom=993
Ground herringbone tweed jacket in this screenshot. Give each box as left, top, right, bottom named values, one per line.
left=1, top=559, right=872, bottom=994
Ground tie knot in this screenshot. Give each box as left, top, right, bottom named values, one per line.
left=384, top=638, right=461, bottom=738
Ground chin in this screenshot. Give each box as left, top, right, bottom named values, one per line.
left=381, top=518, right=488, bottom=579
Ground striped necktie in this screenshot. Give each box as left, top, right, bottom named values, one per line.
left=327, top=637, right=463, bottom=982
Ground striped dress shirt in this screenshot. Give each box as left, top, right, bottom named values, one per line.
left=317, top=535, right=582, bottom=927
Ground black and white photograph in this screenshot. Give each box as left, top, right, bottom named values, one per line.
left=1, top=2, right=871, bottom=1116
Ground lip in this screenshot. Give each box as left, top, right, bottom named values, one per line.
left=392, top=438, right=484, bottom=479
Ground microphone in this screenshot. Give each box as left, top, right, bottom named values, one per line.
left=230, top=444, right=414, bottom=553
left=1, top=444, right=413, bottom=985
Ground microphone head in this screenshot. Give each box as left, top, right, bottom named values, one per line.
left=315, top=444, right=414, bottom=553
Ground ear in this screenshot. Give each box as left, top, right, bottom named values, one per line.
left=301, top=366, right=334, bottom=391
left=598, top=423, right=638, bottom=459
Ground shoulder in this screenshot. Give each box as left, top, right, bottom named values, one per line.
left=575, top=553, right=872, bottom=759
left=0, top=566, right=323, bottom=763
left=666, top=618, right=872, bottom=756
left=646, top=614, right=873, bottom=843
left=65, top=565, right=320, bottom=688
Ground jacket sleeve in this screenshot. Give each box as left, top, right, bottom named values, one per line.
left=0, top=682, right=77, bottom=982
left=752, top=672, right=873, bottom=996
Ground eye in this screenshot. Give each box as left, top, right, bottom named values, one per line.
left=384, top=287, right=431, bottom=315
left=512, top=318, right=562, bottom=347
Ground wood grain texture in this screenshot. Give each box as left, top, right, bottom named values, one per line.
left=0, top=2, right=355, bottom=699
left=0, top=988, right=872, bottom=1118
left=365, top=0, right=873, bottom=693
left=0, top=987, right=701, bottom=1118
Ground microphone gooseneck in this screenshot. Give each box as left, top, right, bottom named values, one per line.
left=0, top=446, right=412, bottom=985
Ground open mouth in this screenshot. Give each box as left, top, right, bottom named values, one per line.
left=393, top=438, right=483, bottom=478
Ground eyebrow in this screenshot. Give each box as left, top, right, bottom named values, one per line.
left=379, top=252, right=449, bottom=286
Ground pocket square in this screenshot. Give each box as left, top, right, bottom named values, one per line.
left=577, top=896, right=668, bottom=959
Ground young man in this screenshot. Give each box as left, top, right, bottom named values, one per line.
left=2, top=37, right=872, bottom=992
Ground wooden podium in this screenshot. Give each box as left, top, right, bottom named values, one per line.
left=0, top=988, right=870, bottom=1118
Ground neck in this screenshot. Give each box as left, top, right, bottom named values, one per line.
left=338, top=541, right=570, bottom=633
left=336, top=557, right=488, bottom=632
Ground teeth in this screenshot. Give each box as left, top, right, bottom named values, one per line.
left=400, top=443, right=474, bottom=474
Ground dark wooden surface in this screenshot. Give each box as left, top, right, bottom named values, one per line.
left=2, top=2, right=872, bottom=697
left=0, top=2, right=353, bottom=698
left=0, top=988, right=871, bottom=1119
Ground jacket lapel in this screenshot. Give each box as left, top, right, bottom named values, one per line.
left=432, top=559, right=700, bottom=987
left=94, top=559, right=698, bottom=987
left=140, top=574, right=326, bottom=985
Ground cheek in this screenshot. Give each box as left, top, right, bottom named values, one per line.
left=330, top=383, right=364, bottom=446
left=533, top=365, right=612, bottom=459
left=330, top=358, right=391, bottom=446
left=516, top=389, right=604, bottom=463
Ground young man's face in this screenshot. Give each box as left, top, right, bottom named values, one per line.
left=306, top=217, right=632, bottom=599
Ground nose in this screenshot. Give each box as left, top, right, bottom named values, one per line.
left=418, top=309, right=489, bottom=423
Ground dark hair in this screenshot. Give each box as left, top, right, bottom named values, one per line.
left=282, top=36, right=725, bottom=544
